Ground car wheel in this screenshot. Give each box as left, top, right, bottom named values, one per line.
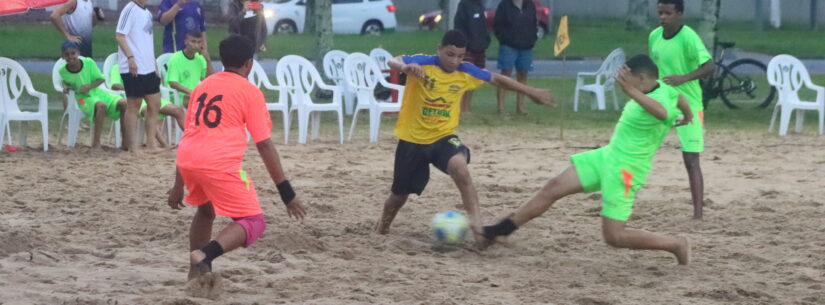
left=275, top=20, right=297, bottom=34
left=537, top=25, right=546, bottom=39
left=362, top=21, right=384, bottom=36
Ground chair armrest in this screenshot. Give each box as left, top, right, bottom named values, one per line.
left=577, top=72, right=597, bottom=77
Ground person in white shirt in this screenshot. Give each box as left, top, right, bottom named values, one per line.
left=50, top=0, right=99, bottom=57
left=116, top=0, right=164, bottom=151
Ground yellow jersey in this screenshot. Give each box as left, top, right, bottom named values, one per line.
left=394, top=55, right=491, bottom=144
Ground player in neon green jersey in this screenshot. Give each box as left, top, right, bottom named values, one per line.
left=480, top=55, right=693, bottom=265
left=166, top=30, right=214, bottom=107
left=59, top=42, right=126, bottom=149
left=649, top=0, right=715, bottom=219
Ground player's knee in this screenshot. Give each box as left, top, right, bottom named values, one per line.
left=447, top=155, right=470, bottom=178
left=602, top=227, right=625, bottom=248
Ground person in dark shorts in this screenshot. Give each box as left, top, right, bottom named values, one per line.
left=375, top=30, right=554, bottom=246
left=454, top=0, right=491, bottom=113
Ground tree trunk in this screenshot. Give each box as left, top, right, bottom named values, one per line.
left=625, top=0, right=649, bottom=30
left=314, top=0, right=333, bottom=63
left=698, top=0, right=720, bottom=52
left=305, top=0, right=316, bottom=34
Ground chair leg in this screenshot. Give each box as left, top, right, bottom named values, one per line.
left=311, top=112, right=320, bottom=141
left=0, top=117, right=6, bottom=148
left=19, top=121, right=28, bottom=148
left=779, top=106, right=793, bottom=136
left=573, top=87, right=581, bottom=112
left=336, top=110, right=344, bottom=144
left=297, top=109, right=309, bottom=144
left=611, top=89, right=619, bottom=110
left=768, top=104, right=780, bottom=132
left=819, top=108, right=824, bottom=136
left=369, top=109, right=381, bottom=143
left=282, top=109, right=290, bottom=145
left=348, top=109, right=360, bottom=141
left=595, top=90, right=606, bottom=111
left=115, top=120, right=122, bottom=148
left=795, top=109, right=805, bottom=133
left=40, top=119, right=48, bottom=152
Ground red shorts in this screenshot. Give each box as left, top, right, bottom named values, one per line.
left=181, top=168, right=263, bottom=218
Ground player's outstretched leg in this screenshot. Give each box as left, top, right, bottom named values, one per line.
left=479, top=166, right=583, bottom=247
left=375, top=193, right=409, bottom=234
left=601, top=217, right=691, bottom=265
left=445, top=153, right=483, bottom=244
left=188, top=204, right=215, bottom=280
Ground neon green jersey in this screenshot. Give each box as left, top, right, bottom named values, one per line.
left=166, top=50, right=207, bottom=102
left=649, top=25, right=712, bottom=110
left=59, top=57, right=106, bottom=101
left=606, top=82, right=681, bottom=173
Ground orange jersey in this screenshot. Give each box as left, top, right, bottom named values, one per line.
left=176, top=71, right=272, bottom=172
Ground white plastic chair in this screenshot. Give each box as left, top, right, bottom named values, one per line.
left=249, top=59, right=290, bottom=144
left=0, top=57, right=49, bottom=151
left=574, top=48, right=625, bottom=112
left=323, top=50, right=356, bottom=116
left=156, top=53, right=183, bottom=145
left=344, top=52, right=404, bottom=143
left=52, top=58, right=122, bottom=148
left=276, top=55, right=344, bottom=144
left=369, top=48, right=393, bottom=78
left=767, top=54, right=824, bottom=136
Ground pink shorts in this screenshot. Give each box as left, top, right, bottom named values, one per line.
left=233, top=214, right=266, bottom=247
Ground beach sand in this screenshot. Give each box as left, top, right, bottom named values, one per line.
left=1, top=127, right=824, bottom=304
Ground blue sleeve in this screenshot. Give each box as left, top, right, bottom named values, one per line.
left=402, top=55, right=438, bottom=66
left=157, top=0, right=173, bottom=21
left=458, top=63, right=492, bottom=82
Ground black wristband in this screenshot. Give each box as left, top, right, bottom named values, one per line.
left=276, top=180, right=296, bottom=205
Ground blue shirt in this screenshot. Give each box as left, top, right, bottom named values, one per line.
left=157, top=0, right=206, bottom=53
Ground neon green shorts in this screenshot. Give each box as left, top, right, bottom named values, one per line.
left=140, top=98, right=174, bottom=120
left=76, top=92, right=123, bottom=125
left=676, top=109, right=704, bottom=153
left=571, top=148, right=648, bottom=222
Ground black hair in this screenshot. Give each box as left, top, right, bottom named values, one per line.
left=185, top=30, right=203, bottom=39
left=658, top=0, right=684, bottom=13
left=626, top=54, right=659, bottom=79
left=61, top=41, right=80, bottom=52
left=440, top=30, right=468, bottom=48
left=219, top=35, right=255, bottom=69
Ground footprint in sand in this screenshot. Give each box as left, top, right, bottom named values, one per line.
left=185, top=273, right=223, bottom=300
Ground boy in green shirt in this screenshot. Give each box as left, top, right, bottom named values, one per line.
left=649, top=0, right=715, bottom=219
left=59, top=42, right=126, bottom=149
left=480, top=55, right=693, bottom=265
left=166, top=30, right=214, bottom=107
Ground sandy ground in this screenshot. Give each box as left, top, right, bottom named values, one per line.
left=1, top=126, right=824, bottom=305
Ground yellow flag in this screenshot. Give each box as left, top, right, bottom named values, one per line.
left=554, top=16, right=570, bottom=57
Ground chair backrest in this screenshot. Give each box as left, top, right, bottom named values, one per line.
left=369, top=48, right=393, bottom=72
left=344, top=52, right=383, bottom=93
left=0, top=57, right=37, bottom=113
left=323, top=50, right=348, bottom=84
left=102, top=53, right=119, bottom=88
left=156, top=53, right=173, bottom=81
left=767, top=54, right=811, bottom=101
left=276, top=55, right=324, bottom=98
left=248, top=60, right=270, bottom=88
left=599, top=48, right=625, bottom=89
left=52, top=58, right=67, bottom=92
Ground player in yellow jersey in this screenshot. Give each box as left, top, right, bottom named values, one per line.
left=375, top=30, right=554, bottom=245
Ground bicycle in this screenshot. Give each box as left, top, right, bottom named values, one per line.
left=700, top=40, right=777, bottom=109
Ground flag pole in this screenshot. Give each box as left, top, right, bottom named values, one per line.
left=559, top=52, right=565, bottom=140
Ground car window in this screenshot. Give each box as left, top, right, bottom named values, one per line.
left=331, top=0, right=362, bottom=4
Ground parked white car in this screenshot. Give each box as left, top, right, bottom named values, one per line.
left=261, top=0, right=397, bottom=35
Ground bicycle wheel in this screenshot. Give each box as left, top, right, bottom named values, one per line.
left=719, top=59, right=776, bottom=109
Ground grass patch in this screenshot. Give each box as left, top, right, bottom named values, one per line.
left=2, top=18, right=822, bottom=60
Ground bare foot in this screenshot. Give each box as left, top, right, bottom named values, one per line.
left=374, top=219, right=390, bottom=235
left=188, top=250, right=211, bottom=280
left=675, top=236, right=691, bottom=265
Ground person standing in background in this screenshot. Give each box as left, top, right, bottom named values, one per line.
left=227, top=0, right=268, bottom=54
left=454, top=0, right=491, bottom=113
left=493, top=0, right=537, bottom=115
left=157, top=0, right=208, bottom=54
left=50, top=0, right=101, bottom=57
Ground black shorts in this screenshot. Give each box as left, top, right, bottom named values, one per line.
left=121, top=72, right=160, bottom=98
left=391, top=135, right=471, bottom=196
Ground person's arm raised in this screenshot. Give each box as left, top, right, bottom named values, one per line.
left=615, top=66, right=667, bottom=120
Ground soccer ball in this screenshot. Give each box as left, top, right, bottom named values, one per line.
left=430, top=211, right=469, bottom=243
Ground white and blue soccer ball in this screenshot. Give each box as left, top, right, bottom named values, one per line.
left=430, top=211, right=469, bottom=243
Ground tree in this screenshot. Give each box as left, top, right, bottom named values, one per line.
left=314, top=0, right=333, bottom=62
left=626, top=0, right=649, bottom=30
left=698, top=0, right=720, bottom=51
